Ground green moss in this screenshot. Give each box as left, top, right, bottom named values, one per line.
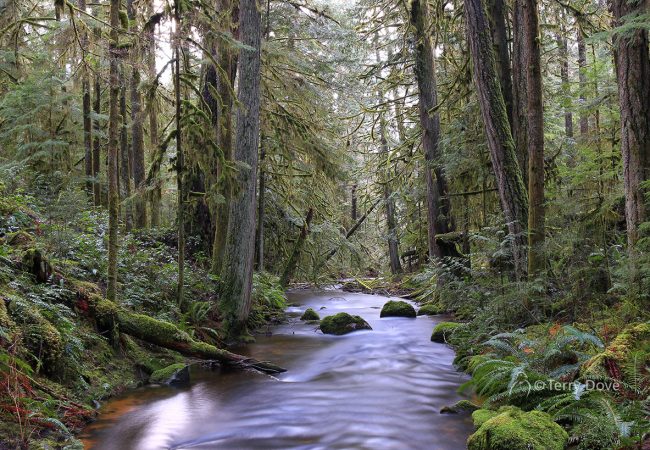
left=467, top=406, right=568, bottom=450
left=149, top=363, right=188, bottom=384
left=431, top=321, right=463, bottom=343
left=300, top=308, right=320, bottom=321
left=582, top=322, right=650, bottom=381
left=6, top=230, right=34, bottom=247
left=320, top=312, right=372, bottom=335
left=417, top=303, right=444, bottom=316
left=472, top=409, right=499, bottom=427
left=380, top=300, right=416, bottom=318
left=440, top=399, right=480, bottom=414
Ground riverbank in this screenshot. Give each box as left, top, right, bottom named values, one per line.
left=0, top=194, right=288, bottom=449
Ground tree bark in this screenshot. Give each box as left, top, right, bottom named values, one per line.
left=511, top=0, right=529, bottom=186
left=465, top=0, right=529, bottom=279
left=174, top=3, right=185, bottom=308
left=220, top=0, right=262, bottom=336
left=119, top=76, right=133, bottom=231
left=379, top=113, right=402, bottom=274
left=210, top=0, right=238, bottom=275
left=521, top=0, right=545, bottom=277
left=486, top=0, right=514, bottom=127
left=146, top=0, right=161, bottom=227
left=351, top=184, right=358, bottom=221
left=92, top=68, right=102, bottom=206
left=127, top=0, right=146, bottom=228
left=255, top=145, right=266, bottom=271
left=577, top=21, right=589, bottom=137
left=409, top=0, right=460, bottom=260
left=107, top=0, right=121, bottom=301
left=91, top=297, right=285, bottom=374
left=611, top=0, right=650, bottom=248
left=280, top=208, right=313, bottom=287
left=556, top=17, right=573, bottom=138
left=80, top=0, right=92, bottom=196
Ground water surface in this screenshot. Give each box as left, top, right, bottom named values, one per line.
left=81, top=289, right=473, bottom=449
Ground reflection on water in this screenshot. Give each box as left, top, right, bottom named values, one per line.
left=80, top=290, right=473, bottom=449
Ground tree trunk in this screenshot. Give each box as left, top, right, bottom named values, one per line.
left=521, top=0, right=545, bottom=277
left=90, top=297, right=284, bottom=374
left=280, top=208, right=314, bottom=287
left=511, top=0, right=529, bottom=186
left=127, top=0, right=146, bottom=228
left=465, top=0, right=529, bottom=279
left=255, top=145, right=266, bottom=271
left=146, top=0, right=161, bottom=227
left=220, top=0, right=262, bottom=336
left=210, top=0, right=238, bottom=275
left=577, top=22, right=589, bottom=137
left=351, top=184, right=358, bottom=221
left=379, top=113, right=402, bottom=274
left=612, top=0, right=650, bottom=248
left=409, top=0, right=460, bottom=260
left=119, top=74, right=133, bottom=231
left=174, top=4, right=185, bottom=308
left=92, top=69, right=102, bottom=206
left=556, top=18, right=573, bottom=138
left=486, top=0, right=514, bottom=127
left=106, top=0, right=121, bottom=301
left=80, top=0, right=92, bottom=196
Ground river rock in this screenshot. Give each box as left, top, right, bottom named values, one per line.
left=300, top=308, right=320, bottom=321
left=380, top=300, right=416, bottom=318
left=417, top=303, right=444, bottom=316
left=468, top=406, right=568, bottom=450
left=431, top=321, right=463, bottom=343
left=320, top=312, right=371, bottom=335
left=440, top=399, right=480, bottom=414
left=149, top=363, right=190, bottom=385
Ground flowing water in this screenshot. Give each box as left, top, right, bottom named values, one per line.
left=80, top=289, right=474, bottom=449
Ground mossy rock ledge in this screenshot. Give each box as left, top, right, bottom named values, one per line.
left=417, top=303, right=444, bottom=316
left=467, top=406, right=568, bottom=450
left=380, top=300, right=416, bottom=318
left=149, top=363, right=190, bottom=385
left=431, top=321, right=463, bottom=343
left=320, top=312, right=372, bottom=335
left=300, top=308, right=320, bottom=321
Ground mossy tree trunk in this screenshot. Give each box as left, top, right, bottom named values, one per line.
left=409, top=0, right=461, bottom=261
left=128, top=0, right=147, bottom=229
left=465, top=0, right=529, bottom=279
left=220, top=0, right=262, bottom=336
left=210, top=0, right=238, bottom=276
left=520, top=0, right=545, bottom=277
left=106, top=0, right=121, bottom=301
left=119, top=74, right=133, bottom=231
left=611, top=0, right=650, bottom=249
left=511, top=0, right=529, bottom=187
left=281, top=208, right=314, bottom=287
left=80, top=0, right=92, bottom=197
left=486, top=0, right=513, bottom=128
left=576, top=21, right=588, bottom=138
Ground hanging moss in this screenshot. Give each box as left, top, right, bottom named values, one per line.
left=467, top=406, right=568, bottom=450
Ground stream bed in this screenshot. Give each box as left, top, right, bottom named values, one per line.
left=80, top=288, right=473, bottom=449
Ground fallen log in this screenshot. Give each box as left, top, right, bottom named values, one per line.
left=91, top=296, right=286, bottom=375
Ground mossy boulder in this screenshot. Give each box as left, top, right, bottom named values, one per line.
left=440, top=399, right=480, bottom=414
left=431, top=321, right=463, bottom=343
left=150, top=363, right=190, bottom=385
left=320, top=312, right=371, bottom=335
left=467, top=406, right=568, bottom=450
left=582, top=322, right=650, bottom=382
left=300, top=308, right=320, bottom=321
left=472, top=409, right=499, bottom=427
left=6, top=230, right=34, bottom=247
left=380, top=300, right=416, bottom=318
left=417, top=303, right=444, bottom=316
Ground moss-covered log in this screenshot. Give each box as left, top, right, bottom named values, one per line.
left=90, top=297, right=285, bottom=374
